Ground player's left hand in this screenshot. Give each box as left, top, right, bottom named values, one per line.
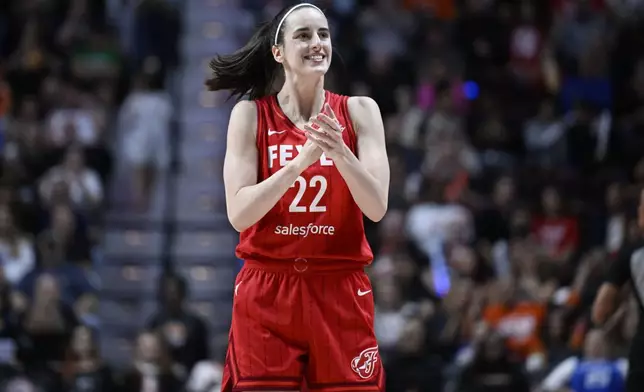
left=304, top=103, right=348, bottom=161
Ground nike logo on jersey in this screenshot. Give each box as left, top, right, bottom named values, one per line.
left=357, top=289, right=372, bottom=297
left=235, top=281, right=242, bottom=296
left=268, top=129, right=286, bottom=136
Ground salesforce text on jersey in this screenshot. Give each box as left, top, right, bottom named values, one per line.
left=274, top=223, right=335, bottom=237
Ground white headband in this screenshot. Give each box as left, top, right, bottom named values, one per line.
left=274, top=3, right=324, bottom=45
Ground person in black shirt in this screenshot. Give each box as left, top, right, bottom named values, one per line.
left=61, top=326, right=115, bottom=392
left=592, top=190, right=644, bottom=392
left=146, top=274, right=209, bottom=375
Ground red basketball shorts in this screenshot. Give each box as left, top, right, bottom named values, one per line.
left=221, top=259, right=385, bottom=392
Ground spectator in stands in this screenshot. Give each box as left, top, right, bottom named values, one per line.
left=532, top=186, right=580, bottom=263
left=473, top=175, right=516, bottom=247
left=36, top=203, right=92, bottom=266
left=551, top=0, right=608, bottom=76
left=4, top=16, right=51, bottom=102
left=61, top=325, right=116, bottom=392
left=541, top=329, right=628, bottom=392
left=406, top=180, right=474, bottom=251
left=576, top=183, right=629, bottom=260
left=147, top=274, right=209, bottom=375
left=118, top=67, right=171, bottom=210
left=433, top=279, right=476, bottom=360
left=523, top=97, right=568, bottom=169
left=508, top=1, right=545, bottom=88
left=46, top=82, right=101, bottom=149
left=385, top=317, right=443, bottom=392
left=0, top=268, right=22, bottom=361
left=457, top=332, right=530, bottom=392
left=0, top=206, right=34, bottom=285
left=121, top=331, right=183, bottom=392
left=21, top=275, right=78, bottom=364
left=38, top=145, right=104, bottom=210
left=481, top=279, right=547, bottom=371
left=19, top=218, right=96, bottom=306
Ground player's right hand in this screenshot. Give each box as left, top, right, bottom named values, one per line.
left=295, top=138, right=323, bottom=170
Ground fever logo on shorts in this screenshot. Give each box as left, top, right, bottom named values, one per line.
left=350, top=346, right=379, bottom=379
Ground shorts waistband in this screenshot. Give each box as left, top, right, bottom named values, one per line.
left=243, top=258, right=365, bottom=273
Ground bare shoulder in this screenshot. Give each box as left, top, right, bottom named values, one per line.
left=347, top=96, right=384, bottom=135
left=347, top=96, right=381, bottom=122
left=227, top=100, right=258, bottom=145
left=231, top=99, right=257, bottom=116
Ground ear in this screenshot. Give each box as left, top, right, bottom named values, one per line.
left=272, top=45, right=284, bottom=64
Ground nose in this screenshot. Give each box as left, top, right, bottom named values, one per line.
left=310, top=34, right=321, bottom=50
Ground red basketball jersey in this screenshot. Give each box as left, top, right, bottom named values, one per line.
left=235, top=91, right=374, bottom=264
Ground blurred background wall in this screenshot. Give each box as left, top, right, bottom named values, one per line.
left=1, top=0, right=644, bottom=391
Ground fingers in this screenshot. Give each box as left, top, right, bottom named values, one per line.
left=304, top=123, right=339, bottom=144
left=313, top=114, right=343, bottom=133
left=310, top=117, right=343, bottom=139
left=306, top=135, right=331, bottom=150
left=307, top=137, right=331, bottom=151
left=304, top=105, right=343, bottom=155
left=303, top=124, right=333, bottom=149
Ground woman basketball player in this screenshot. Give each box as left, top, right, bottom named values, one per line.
left=207, top=3, right=389, bottom=392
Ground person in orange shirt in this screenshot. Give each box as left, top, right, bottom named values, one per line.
left=481, top=279, right=547, bottom=371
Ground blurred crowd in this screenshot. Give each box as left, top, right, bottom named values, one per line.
left=3, top=0, right=644, bottom=391
left=0, top=0, right=189, bottom=390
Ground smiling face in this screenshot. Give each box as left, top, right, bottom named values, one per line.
left=272, top=6, right=332, bottom=77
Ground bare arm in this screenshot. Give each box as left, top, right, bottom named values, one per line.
left=602, top=303, right=627, bottom=334
left=333, top=97, right=390, bottom=222
left=592, top=283, right=620, bottom=325
left=223, top=101, right=318, bottom=232
left=592, top=246, right=632, bottom=325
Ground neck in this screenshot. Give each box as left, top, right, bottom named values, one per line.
left=278, top=76, right=325, bottom=123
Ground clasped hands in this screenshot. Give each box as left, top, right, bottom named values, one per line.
left=303, top=103, right=347, bottom=161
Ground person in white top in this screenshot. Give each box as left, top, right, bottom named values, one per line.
left=39, top=145, right=103, bottom=209
left=0, top=206, right=35, bottom=285
left=117, top=72, right=172, bottom=210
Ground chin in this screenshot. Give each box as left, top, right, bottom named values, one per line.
left=294, top=58, right=329, bottom=74
left=299, top=65, right=329, bottom=77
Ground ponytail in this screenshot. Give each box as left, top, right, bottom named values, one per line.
left=205, top=22, right=277, bottom=101
left=205, top=3, right=324, bottom=101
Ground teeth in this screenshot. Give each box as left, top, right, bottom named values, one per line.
left=308, top=55, right=323, bottom=61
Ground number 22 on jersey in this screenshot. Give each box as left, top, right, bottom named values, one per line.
left=290, top=175, right=327, bottom=213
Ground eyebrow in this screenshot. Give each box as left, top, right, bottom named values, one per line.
left=292, top=27, right=330, bottom=34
